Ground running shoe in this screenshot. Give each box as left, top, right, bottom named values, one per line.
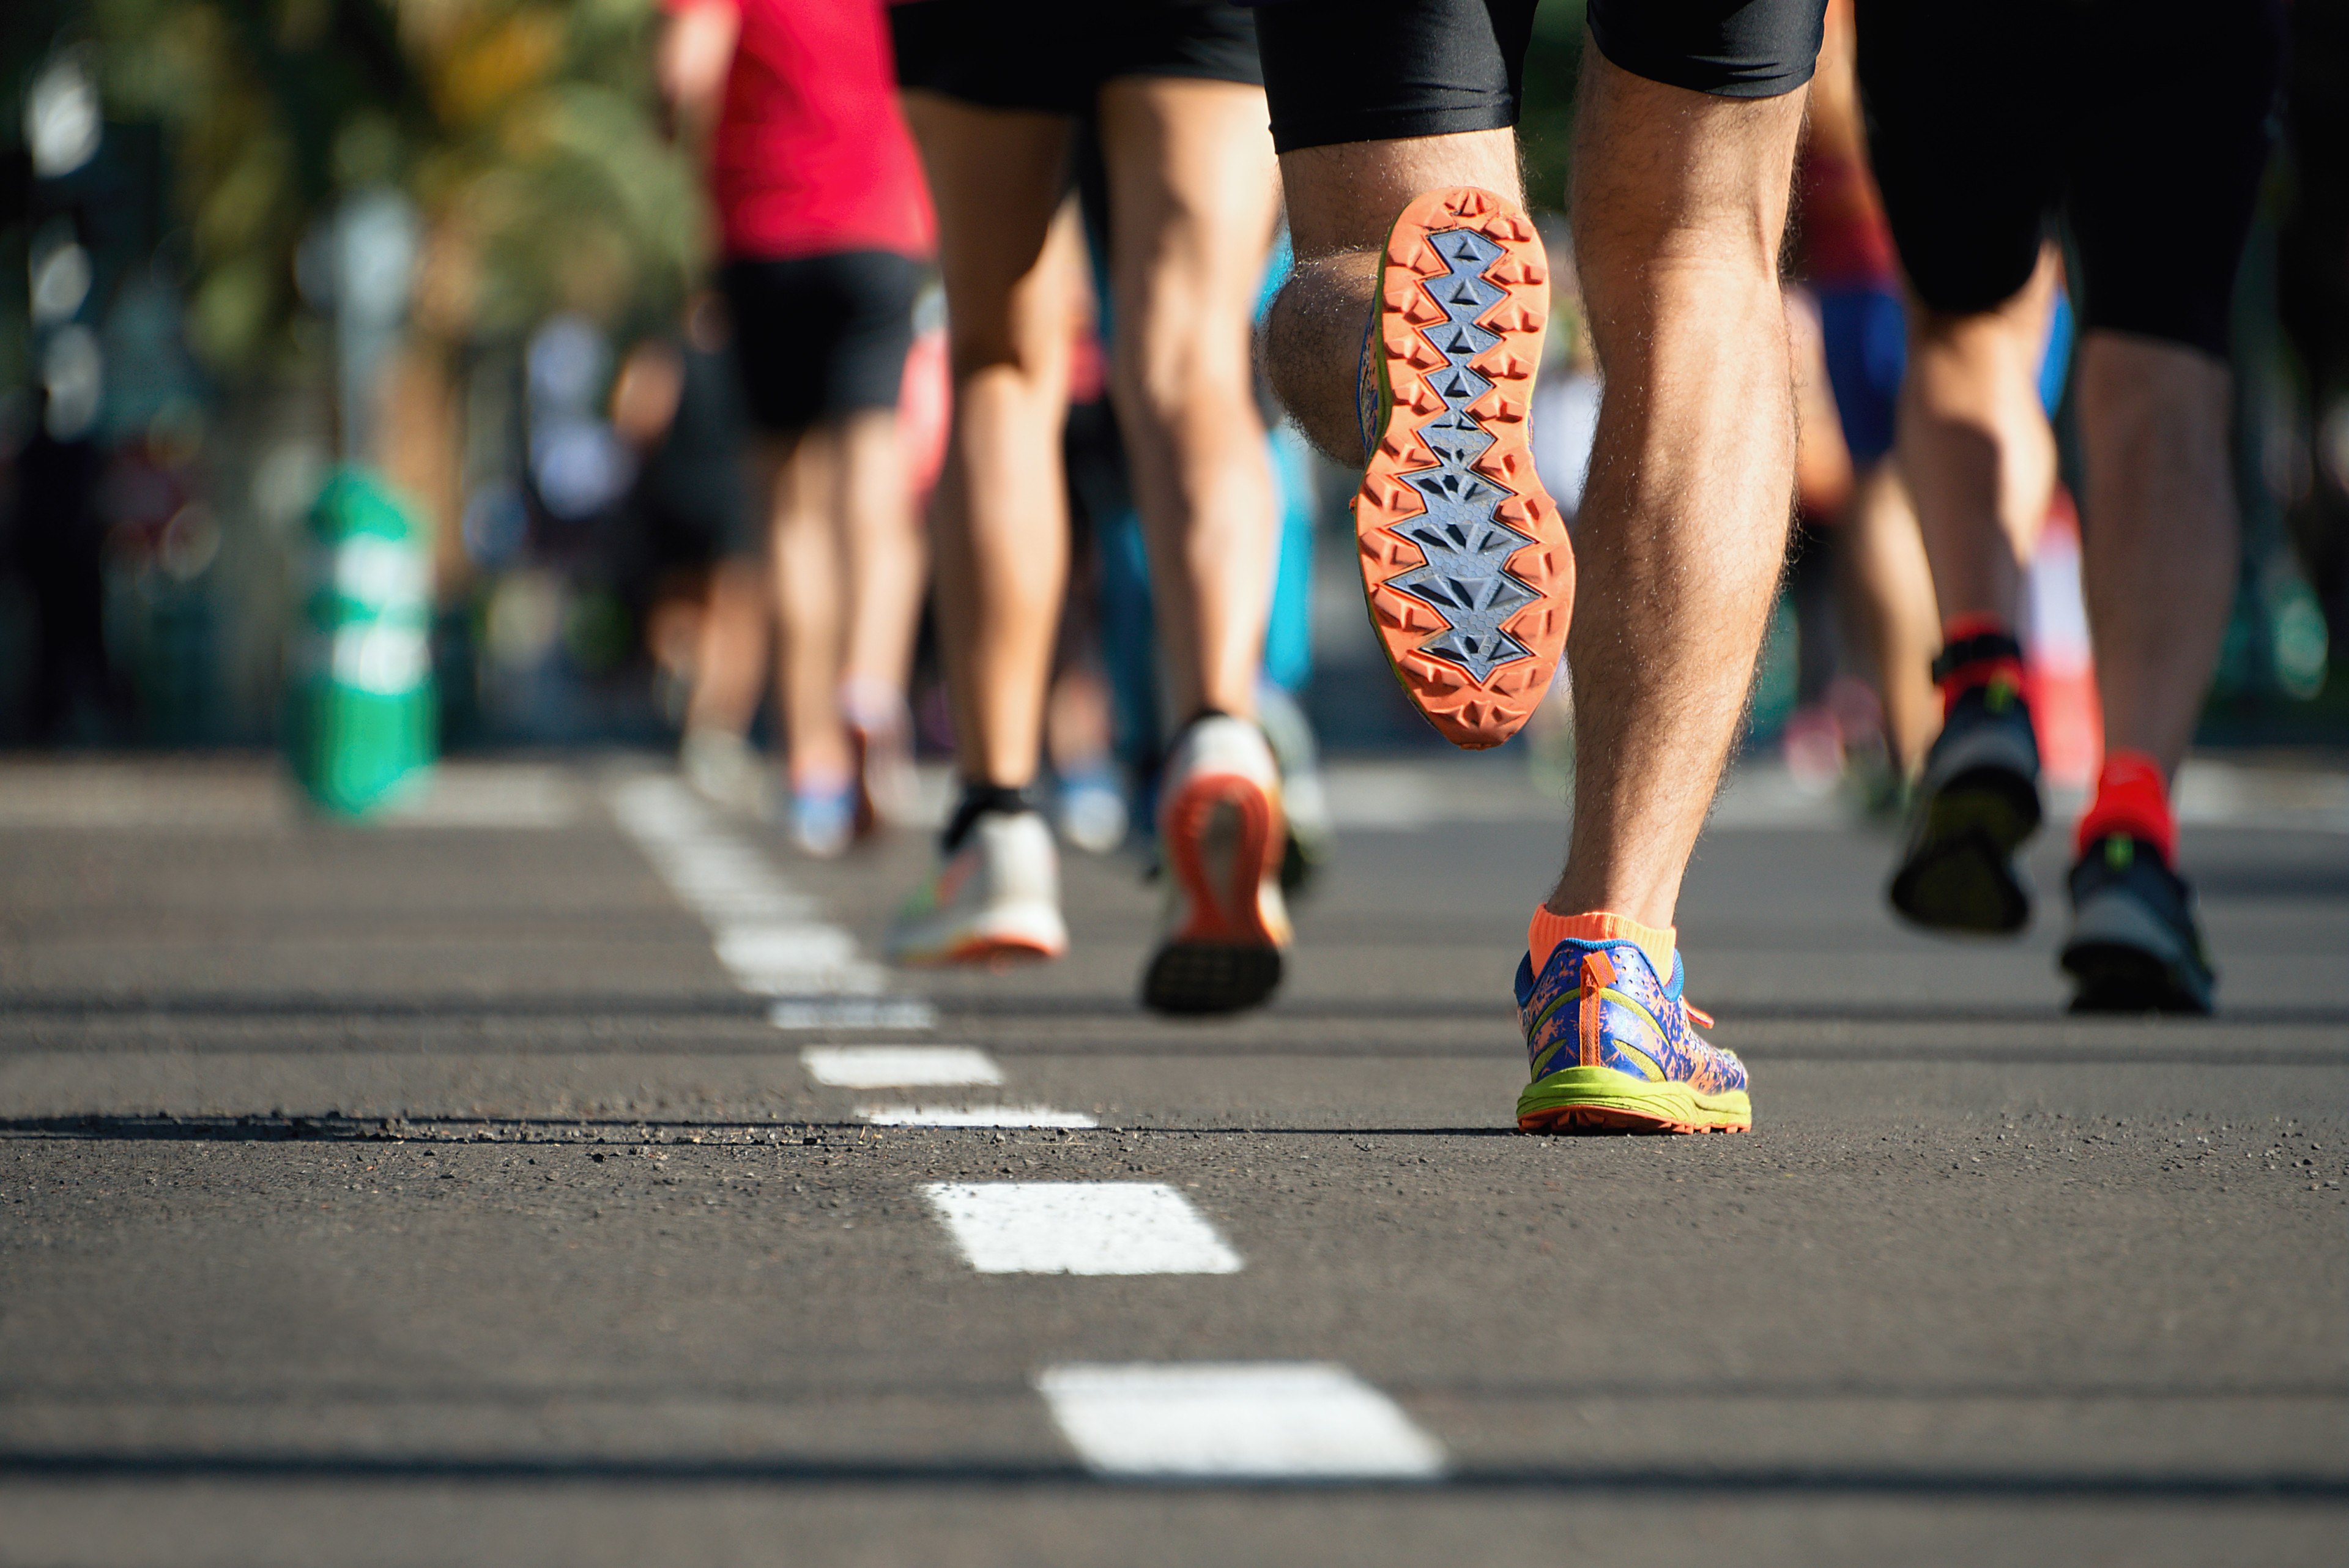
left=843, top=677, right=919, bottom=830
left=789, top=778, right=858, bottom=860
left=1141, top=714, right=1292, bottom=1015
left=1515, top=937, right=1751, bottom=1134
left=1888, top=680, right=2043, bottom=933
left=885, top=808, right=1068, bottom=966
left=680, top=728, right=774, bottom=820
left=2060, top=834, right=2217, bottom=1014
left=1356, top=187, right=1572, bottom=751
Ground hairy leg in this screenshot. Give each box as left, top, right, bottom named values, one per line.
left=834, top=406, right=925, bottom=699
left=1261, top=129, right=1521, bottom=463
left=2076, top=332, right=2237, bottom=776
left=763, top=429, right=853, bottom=784
left=1544, top=53, right=1808, bottom=926
left=1097, top=76, right=1282, bottom=723
left=1898, top=247, right=2063, bottom=625
left=900, top=92, right=1078, bottom=790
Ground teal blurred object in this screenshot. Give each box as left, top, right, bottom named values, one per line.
left=284, top=469, right=437, bottom=816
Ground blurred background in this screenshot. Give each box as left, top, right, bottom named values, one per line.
left=1, top=0, right=2345, bottom=772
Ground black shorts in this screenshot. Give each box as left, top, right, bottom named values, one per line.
left=1253, top=0, right=1825, bottom=155
left=719, top=252, right=922, bottom=436
left=1857, top=0, right=2283, bottom=358
left=891, top=1, right=1260, bottom=114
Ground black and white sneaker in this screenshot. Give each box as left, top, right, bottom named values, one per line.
left=1889, top=677, right=2044, bottom=934
left=2060, top=834, right=2216, bottom=1014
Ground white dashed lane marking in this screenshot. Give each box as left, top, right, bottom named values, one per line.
left=801, top=1046, right=1003, bottom=1088
left=922, top=1183, right=1243, bottom=1276
left=770, top=998, right=935, bottom=1031
left=858, top=1104, right=1097, bottom=1129
left=608, top=777, right=886, bottom=998
left=1037, top=1363, right=1449, bottom=1480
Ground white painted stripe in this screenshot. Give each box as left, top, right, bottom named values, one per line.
left=770, top=998, right=937, bottom=1031
left=1037, top=1363, right=1447, bottom=1480
left=713, top=924, right=859, bottom=976
left=802, top=1046, right=1001, bottom=1088
left=922, top=1183, right=1241, bottom=1275
left=608, top=776, right=932, bottom=1009
left=858, top=1104, right=1097, bottom=1129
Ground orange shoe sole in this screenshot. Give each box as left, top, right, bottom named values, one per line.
left=1143, top=772, right=1286, bottom=1015
left=1162, top=772, right=1283, bottom=948
left=1357, top=187, right=1572, bottom=751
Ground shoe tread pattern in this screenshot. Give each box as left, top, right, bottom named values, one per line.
left=1357, top=187, right=1571, bottom=751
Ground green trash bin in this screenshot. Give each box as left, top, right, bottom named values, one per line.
left=286, top=468, right=437, bottom=816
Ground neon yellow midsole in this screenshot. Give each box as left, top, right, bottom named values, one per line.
left=1515, top=1065, right=1752, bottom=1128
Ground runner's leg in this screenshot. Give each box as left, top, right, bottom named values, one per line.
left=836, top=405, right=925, bottom=704
left=762, top=429, right=854, bottom=787
left=1264, top=130, right=1522, bottom=464
left=1543, top=53, right=1808, bottom=926
left=2075, top=336, right=2236, bottom=776
left=899, top=94, right=1079, bottom=792
left=1895, top=251, right=2062, bottom=630
left=1096, top=74, right=1283, bottom=724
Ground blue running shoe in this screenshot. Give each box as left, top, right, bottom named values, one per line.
left=1514, top=938, right=1752, bottom=1134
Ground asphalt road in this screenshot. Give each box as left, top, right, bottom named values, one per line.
left=2, top=752, right=2344, bottom=1566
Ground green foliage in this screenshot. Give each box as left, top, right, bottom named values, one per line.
left=77, top=0, right=701, bottom=371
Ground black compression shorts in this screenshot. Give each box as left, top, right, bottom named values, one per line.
left=1252, top=0, right=1826, bottom=155
left=719, top=252, right=922, bottom=436
left=891, top=1, right=1261, bottom=114
left=1857, top=0, right=2284, bottom=358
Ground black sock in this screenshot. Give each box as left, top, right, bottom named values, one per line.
left=942, top=780, right=1032, bottom=853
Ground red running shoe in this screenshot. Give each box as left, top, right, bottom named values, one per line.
left=1356, top=187, right=1572, bottom=751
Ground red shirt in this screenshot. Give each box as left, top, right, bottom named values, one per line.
left=672, top=0, right=934, bottom=263
left=1797, top=147, right=1898, bottom=291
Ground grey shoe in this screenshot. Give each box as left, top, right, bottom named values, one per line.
left=2061, top=834, right=2216, bottom=1014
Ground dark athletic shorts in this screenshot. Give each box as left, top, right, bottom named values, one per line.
left=891, top=1, right=1261, bottom=113
left=1857, top=0, right=2283, bottom=358
left=719, top=252, right=922, bottom=436
left=1252, top=0, right=1826, bottom=155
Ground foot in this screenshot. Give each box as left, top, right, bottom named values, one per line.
left=2060, top=834, right=2216, bottom=1014
left=680, top=729, right=774, bottom=820
left=1356, top=187, right=1572, bottom=751
left=843, top=680, right=919, bottom=829
left=1140, top=715, right=1291, bottom=1016
left=885, top=808, right=1068, bottom=965
left=789, top=778, right=858, bottom=860
left=1888, top=681, right=2044, bottom=934
left=1514, top=937, right=1751, bottom=1134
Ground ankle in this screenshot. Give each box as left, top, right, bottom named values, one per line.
left=943, top=779, right=1034, bottom=853
left=2075, top=749, right=2176, bottom=864
left=1529, top=908, right=1676, bottom=979
left=1934, top=614, right=2027, bottom=719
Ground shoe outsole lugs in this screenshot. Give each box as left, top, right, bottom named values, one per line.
left=1357, top=187, right=1572, bottom=751
left=1142, top=771, right=1286, bottom=1015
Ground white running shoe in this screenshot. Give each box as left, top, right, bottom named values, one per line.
left=681, top=729, right=774, bottom=820
left=1141, top=715, right=1292, bottom=1014
left=885, top=809, right=1069, bottom=966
